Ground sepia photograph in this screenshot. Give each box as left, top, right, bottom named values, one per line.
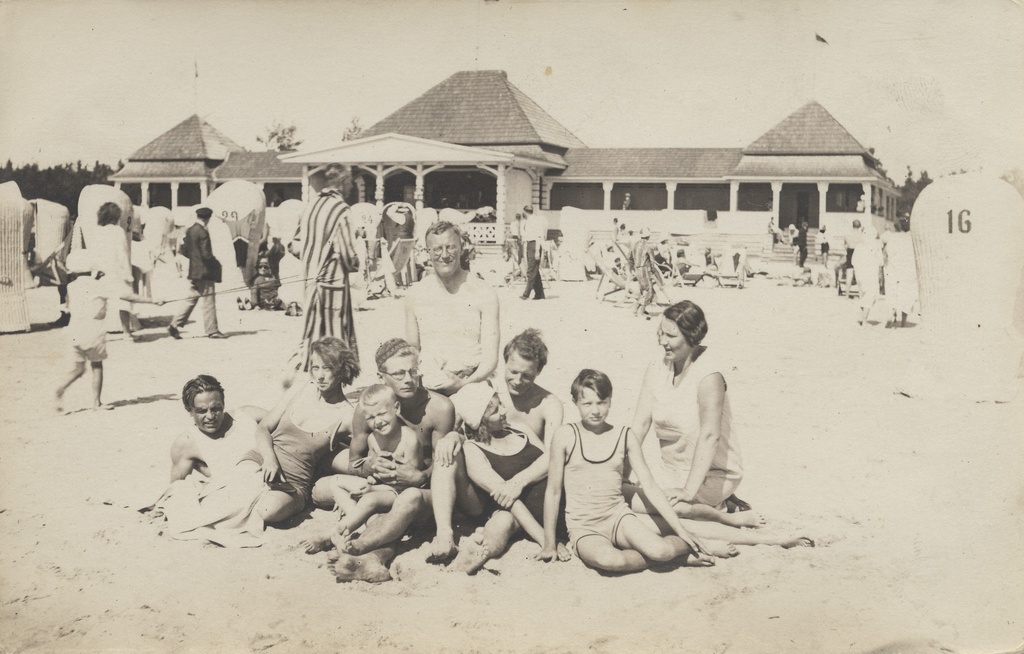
left=1, top=1, right=1022, bottom=652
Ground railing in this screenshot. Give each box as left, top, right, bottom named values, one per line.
left=464, top=222, right=499, bottom=244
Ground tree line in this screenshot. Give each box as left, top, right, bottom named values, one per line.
left=1, top=160, right=121, bottom=216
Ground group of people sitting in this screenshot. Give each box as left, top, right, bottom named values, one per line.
left=150, top=219, right=813, bottom=581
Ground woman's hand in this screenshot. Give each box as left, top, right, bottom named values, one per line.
left=262, top=455, right=285, bottom=484
left=433, top=432, right=462, bottom=467
left=490, top=479, right=524, bottom=509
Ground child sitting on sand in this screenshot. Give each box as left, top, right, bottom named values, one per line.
left=536, top=369, right=715, bottom=573
left=55, top=250, right=165, bottom=413
left=300, top=384, right=424, bottom=554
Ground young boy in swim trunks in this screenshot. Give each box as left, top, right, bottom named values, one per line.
left=536, top=369, right=714, bottom=573
left=301, top=385, right=424, bottom=554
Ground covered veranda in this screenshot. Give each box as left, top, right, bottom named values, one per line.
left=280, top=133, right=561, bottom=243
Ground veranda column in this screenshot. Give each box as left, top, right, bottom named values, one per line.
left=354, top=177, right=366, bottom=204
left=141, top=182, right=150, bottom=208
left=414, top=164, right=425, bottom=211
left=771, top=181, right=782, bottom=222
left=301, top=166, right=309, bottom=203
left=729, top=181, right=739, bottom=211
left=199, top=181, right=207, bottom=202
left=862, top=182, right=872, bottom=217
left=374, top=165, right=385, bottom=208
left=817, top=182, right=829, bottom=223
left=665, top=182, right=677, bottom=210
left=113, top=181, right=121, bottom=191
left=170, top=182, right=179, bottom=209
left=543, top=180, right=555, bottom=210
left=602, top=182, right=613, bottom=210
left=495, top=164, right=507, bottom=243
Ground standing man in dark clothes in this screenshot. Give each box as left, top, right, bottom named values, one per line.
left=520, top=205, right=546, bottom=301
left=796, top=220, right=810, bottom=268
left=169, top=206, right=226, bottom=339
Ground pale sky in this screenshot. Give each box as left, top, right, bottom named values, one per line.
left=1, top=0, right=1022, bottom=180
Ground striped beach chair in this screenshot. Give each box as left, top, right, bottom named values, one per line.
left=0, top=182, right=33, bottom=332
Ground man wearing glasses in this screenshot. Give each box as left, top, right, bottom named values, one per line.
left=313, top=338, right=461, bottom=581
left=404, top=221, right=500, bottom=395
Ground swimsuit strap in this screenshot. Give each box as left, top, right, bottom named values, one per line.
left=576, top=424, right=623, bottom=464
left=566, top=423, right=580, bottom=463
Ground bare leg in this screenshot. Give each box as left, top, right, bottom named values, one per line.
left=675, top=517, right=813, bottom=548
left=330, top=530, right=395, bottom=583
left=616, top=515, right=714, bottom=566
left=575, top=535, right=648, bottom=574
left=428, top=454, right=484, bottom=564
left=255, top=489, right=304, bottom=525
left=301, top=491, right=394, bottom=554
left=450, top=510, right=518, bottom=575
left=344, top=488, right=427, bottom=555
left=630, top=488, right=765, bottom=528
left=55, top=361, right=86, bottom=412
left=90, top=362, right=104, bottom=409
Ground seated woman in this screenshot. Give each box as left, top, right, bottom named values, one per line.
left=630, top=300, right=814, bottom=549
left=238, top=336, right=359, bottom=525
left=447, top=383, right=570, bottom=574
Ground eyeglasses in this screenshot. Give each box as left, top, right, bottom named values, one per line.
left=429, top=245, right=459, bottom=258
left=381, top=367, right=419, bottom=381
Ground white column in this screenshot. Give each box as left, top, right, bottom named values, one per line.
left=113, top=181, right=121, bottom=191
left=301, top=167, right=310, bottom=203
left=771, top=181, right=783, bottom=221
left=141, top=182, right=150, bottom=208
left=199, top=181, right=207, bottom=202
left=729, top=181, right=739, bottom=211
left=355, top=176, right=366, bottom=204
left=170, top=182, right=180, bottom=209
left=862, top=182, right=872, bottom=216
left=602, top=182, right=613, bottom=210
left=414, top=164, right=425, bottom=211
left=665, top=182, right=678, bottom=210
left=495, top=164, right=507, bottom=243
left=374, top=165, right=385, bottom=207
left=817, top=181, right=829, bottom=223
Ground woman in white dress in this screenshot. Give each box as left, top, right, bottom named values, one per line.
left=882, top=218, right=918, bottom=328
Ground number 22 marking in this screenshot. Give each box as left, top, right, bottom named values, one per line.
left=947, top=209, right=971, bottom=234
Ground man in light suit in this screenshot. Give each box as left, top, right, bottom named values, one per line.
left=169, top=206, right=226, bottom=339
left=520, top=205, right=547, bottom=300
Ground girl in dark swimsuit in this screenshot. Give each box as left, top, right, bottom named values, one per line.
left=449, top=384, right=570, bottom=574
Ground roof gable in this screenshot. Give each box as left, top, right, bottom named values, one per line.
left=214, top=151, right=304, bottom=181
left=280, top=133, right=514, bottom=165
left=129, top=115, right=245, bottom=161
left=744, top=102, right=866, bottom=155
left=362, top=70, right=585, bottom=150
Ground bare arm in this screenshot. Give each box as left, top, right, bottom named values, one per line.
left=678, top=373, right=726, bottom=503
left=169, top=434, right=203, bottom=482
left=344, top=406, right=373, bottom=477
left=496, top=424, right=549, bottom=505
left=536, top=427, right=569, bottom=560
left=626, top=429, right=708, bottom=556
left=447, top=286, right=499, bottom=391
left=630, top=363, right=658, bottom=447
left=404, top=291, right=421, bottom=350
left=253, top=384, right=302, bottom=483
left=462, top=442, right=506, bottom=494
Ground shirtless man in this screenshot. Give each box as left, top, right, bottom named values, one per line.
left=405, top=221, right=499, bottom=395
left=312, top=339, right=458, bottom=582
left=499, top=328, right=563, bottom=448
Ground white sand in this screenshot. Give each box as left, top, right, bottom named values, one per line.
left=1, top=258, right=1021, bottom=654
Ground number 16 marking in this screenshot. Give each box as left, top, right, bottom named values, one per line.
left=947, top=209, right=972, bottom=234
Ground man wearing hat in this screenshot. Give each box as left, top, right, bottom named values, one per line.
left=520, top=205, right=547, bottom=300
left=169, top=205, right=226, bottom=339
left=632, top=226, right=655, bottom=317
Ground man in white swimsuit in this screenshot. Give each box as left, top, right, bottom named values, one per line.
left=405, top=221, right=499, bottom=395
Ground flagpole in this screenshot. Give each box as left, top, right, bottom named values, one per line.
left=193, top=59, right=199, bottom=114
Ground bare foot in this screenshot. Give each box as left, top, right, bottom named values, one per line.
left=300, top=532, right=333, bottom=554
left=92, top=403, right=113, bottom=411
left=723, top=511, right=766, bottom=529
left=54, top=391, right=65, bottom=415
left=781, top=536, right=815, bottom=549
left=426, top=531, right=458, bottom=564
left=450, top=530, right=490, bottom=575
left=331, top=528, right=353, bottom=554
left=685, top=551, right=716, bottom=567
left=555, top=543, right=572, bottom=561
left=701, top=539, right=740, bottom=559
left=330, top=551, right=393, bottom=583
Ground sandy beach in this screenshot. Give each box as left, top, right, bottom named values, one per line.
left=1, top=256, right=1021, bottom=654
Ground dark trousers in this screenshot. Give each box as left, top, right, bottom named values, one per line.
left=798, top=245, right=808, bottom=267
left=521, top=240, right=545, bottom=299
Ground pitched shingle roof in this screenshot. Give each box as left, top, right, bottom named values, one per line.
left=214, top=151, right=304, bottom=181
left=109, top=160, right=215, bottom=180
left=129, top=115, right=245, bottom=161
left=552, top=148, right=743, bottom=179
left=362, top=70, right=585, bottom=150
left=744, top=102, right=867, bottom=155
left=729, top=155, right=887, bottom=180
